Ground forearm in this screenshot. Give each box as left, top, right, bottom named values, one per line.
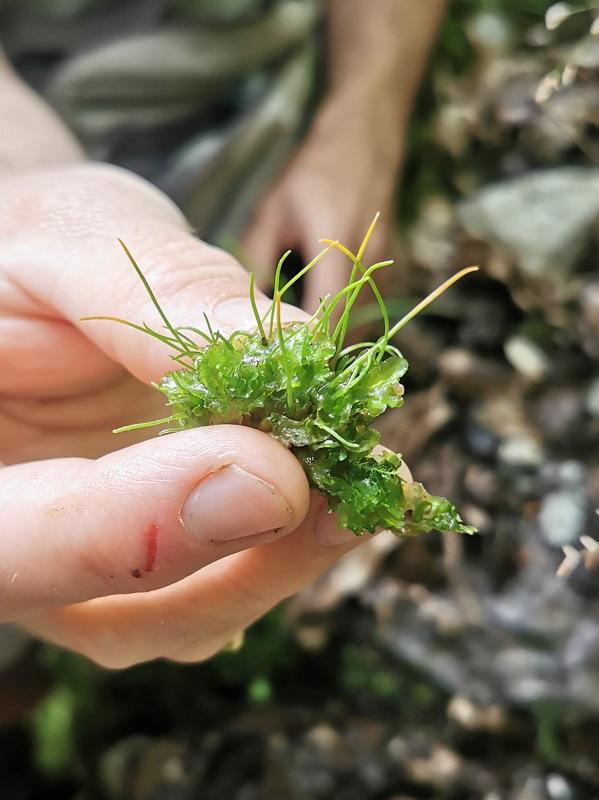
left=0, top=50, right=83, bottom=173
left=325, top=0, right=447, bottom=161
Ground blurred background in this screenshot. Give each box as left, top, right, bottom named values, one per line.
left=1, top=1, right=599, bottom=798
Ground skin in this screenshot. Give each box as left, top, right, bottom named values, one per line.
left=0, top=0, right=440, bottom=670
left=244, top=0, right=447, bottom=311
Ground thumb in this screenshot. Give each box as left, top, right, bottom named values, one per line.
left=0, top=425, right=309, bottom=622
left=1, top=163, right=306, bottom=389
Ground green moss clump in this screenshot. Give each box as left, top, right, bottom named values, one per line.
left=90, top=218, right=476, bottom=537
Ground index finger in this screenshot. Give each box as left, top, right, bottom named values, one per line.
left=0, top=164, right=306, bottom=387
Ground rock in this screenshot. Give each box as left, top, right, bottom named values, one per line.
left=546, top=773, right=575, bottom=800
left=494, top=648, right=566, bottom=705
left=538, top=489, right=587, bottom=546
left=515, top=775, right=547, bottom=800
left=579, top=284, right=599, bottom=358
left=489, top=570, right=581, bottom=643
left=504, top=336, right=549, bottom=382
left=458, top=287, right=517, bottom=349
left=409, top=195, right=457, bottom=269
left=464, top=464, right=500, bottom=506
left=439, top=348, right=512, bottom=396
left=461, top=503, right=492, bottom=534
left=391, top=323, right=444, bottom=383
left=536, top=387, right=586, bottom=442
left=447, top=694, right=507, bottom=732
left=100, top=736, right=190, bottom=800
left=498, top=438, right=544, bottom=469
left=564, top=621, right=599, bottom=713
left=304, top=724, right=353, bottom=771
left=464, top=421, right=500, bottom=460
left=293, top=624, right=329, bottom=652
left=475, top=389, right=540, bottom=446
left=526, top=78, right=599, bottom=162
left=564, top=620, right=599, bottom=673
left=540, top=460, right=586, bottom=488
left=406, top=744, right=463, bottom=788
left=466, top=11, right=513, bottom=56
left=570, top=32, right=599, bottom=71
left=554, top=537, right=599, bottom=596
left=287, top=531, right=399, bottom=618
left=579, top=283, right=599, bottom=333
left=585, top=377, right=599, bottom=417
left=458, top=168, right=599, bottom=279
left=376, top=386, right=454, bottom=464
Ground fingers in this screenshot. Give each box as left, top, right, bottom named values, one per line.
left=0, top=53, right=83, bottom=174
left=22, top=496, right=365, bottom=668
left=0, top=164, right=306, bottom=390
left=242, top=189, right=290, bottom=292
left=0, top=425, right=310, bottom=622
left=302, top=217, right=393, bottom=315
left=17, top=458, right=414, bottom=667
left=301, top=245, right=353, bottom=315
left=241, top=175, right=395, bottom=321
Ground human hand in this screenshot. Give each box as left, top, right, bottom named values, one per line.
left=0, top=62, right=378, bottom=669
left=243, top=89, right=402, bottom=313
left=243, top=0, right=447, bottom=315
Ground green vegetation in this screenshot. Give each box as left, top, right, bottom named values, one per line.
left=87, top=219, right=476, bottom=536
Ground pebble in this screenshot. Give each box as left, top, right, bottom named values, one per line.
left=458, top=168, right=599, bottom=279
left=460, top=293, right=515, bottom=350
left=539, top=460, right=586, bottom=489
left=536, top=387, right=586, bottom=441
left=465, top=422, right=500, bottom=460
left=462, top=503, right=492, bottom=533
left=495, top=648, right=564, bottom=705
left=585, top=377, right=599, bottom=418
left=304, top=723, right=353, bottom=771
left=464, top=464, right=500, bottom=505
left=504, top=336, right=549, bottom=382
left=447, top=694, right=507, bottom=732
left=546, top=773, right=575, bottom=800
left=406, top=745, right=463, bottom=788
left=498, top=437, right=544, bottom=469
left=439, top=348, right=511, bottom=395
left=516, top=776, right=547, bottom=800
left=580, top=282, right=599, bottom=333
left=466, top=10, right=512, bottom=54
left=538, top=489, right=587, bottom=547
